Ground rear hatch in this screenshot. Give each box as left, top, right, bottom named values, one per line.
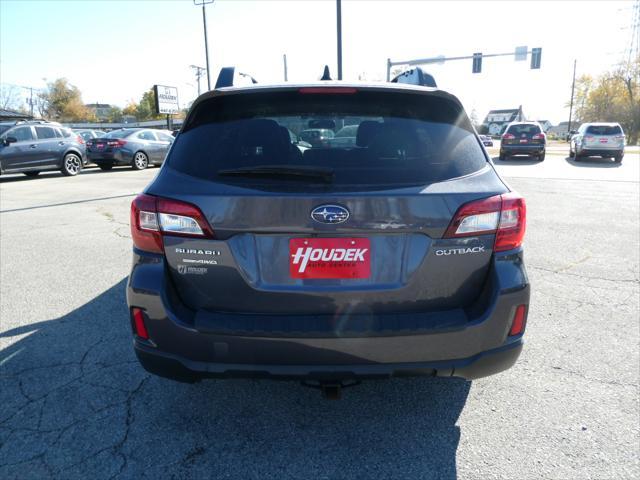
left=87, top=130, right=130, bottom=153
left=145, top=87, right=510, bottom=315
left=583, top=125, right=624, bottom=150
left=502, top=123, right=544, bottom=146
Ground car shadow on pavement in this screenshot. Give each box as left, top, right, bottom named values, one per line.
left=491, top=156, right=540, bottom=165
left=564, top=156, right=622, bottom=168
left=0, top=279, right=470, bottom=479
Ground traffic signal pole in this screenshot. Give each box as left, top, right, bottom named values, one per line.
left=386, top=48, right=542, bottom=81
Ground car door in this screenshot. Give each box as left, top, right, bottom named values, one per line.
left=135, top=130, right=160, bottom=162
left=33, top=126, right=62, bottom=167
left=0, top=126, right=40, bottom=171
left=154, top=131, right=174, bottom=164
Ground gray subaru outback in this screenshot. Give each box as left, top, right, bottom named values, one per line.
left=127, top=80, right=530, bottom=392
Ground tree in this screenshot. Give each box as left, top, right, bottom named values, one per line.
left=37, top=78, right=95, bottom=122
left=0, top=85, right=23, bottom=111
left=572, top=57, right=639, bottom=144
left=106, top=106, right=123, bottom=122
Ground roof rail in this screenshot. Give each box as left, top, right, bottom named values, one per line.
left=390, top=67, right=437, bottom=88
left=214, top=67, right=258, bottom=89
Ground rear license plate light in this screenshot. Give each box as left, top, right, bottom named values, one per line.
left=289, top=238, right=371, bottom=279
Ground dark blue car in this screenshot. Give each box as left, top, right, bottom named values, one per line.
left=87, top=128, right=174, bottom=171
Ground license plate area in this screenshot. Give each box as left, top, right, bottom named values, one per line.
left=289, top=238, right=371, bottom=279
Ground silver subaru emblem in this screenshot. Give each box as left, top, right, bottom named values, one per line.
left=311, top=205, right=350, bottom=224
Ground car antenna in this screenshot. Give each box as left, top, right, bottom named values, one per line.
left=320, top=65, right=332, bottom=81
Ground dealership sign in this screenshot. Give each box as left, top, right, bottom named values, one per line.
left=153, top=85, right=179, bottom=115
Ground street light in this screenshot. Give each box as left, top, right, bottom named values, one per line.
left=193, top=0, right=214, bottom=91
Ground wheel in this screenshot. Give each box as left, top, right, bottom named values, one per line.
left=132, top=151, right=149, bottom=170
left=569, top=145, right=575, bottom=158
left=538, top=152, right=545, bottom=161
left=98, top=164, right=113, bottom=171
left=23, top=171, right=40, bottom=177
left=61, top=153, right=82, bottom=176
left=614, top=153, right=623, bottom=163
left=499, top=152, right=506, bottom=161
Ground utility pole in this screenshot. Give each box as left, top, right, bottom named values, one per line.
left=567, top=59, right=577, bottom=136
left=193, top=0, right=214, bottom=91
left=283, top=54, right=288, bottom=82
left=190, top=65, right=206, bottom=96
left=336, top=0, right=343, bottom=80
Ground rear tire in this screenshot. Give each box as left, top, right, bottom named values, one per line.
left=98, top=164, right=113, bottom=171
left=132, top=152, right=149, bottom=170
left=23, top=171, right=40, bottom=177
left=569, top=145, right=575, bottom=158
left=614, top=153, right=623, bottom=163
left=498, top=152, right=506, bottom=161
left=538, top=152, right=545, bottom=161
left=61, top=153, right=82, bottom=176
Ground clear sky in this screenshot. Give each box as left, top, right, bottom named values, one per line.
left=0, top=0, right=634, bottom=124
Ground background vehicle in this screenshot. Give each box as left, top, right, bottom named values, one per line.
left=479, top=135, right=494, bottom=147
left=499, top=122, right=546, bottom=161
left=127, top=83, right=530, bottom=389
left=327, top=124, right=358, bottom=148
left=0, top=121, right=86, bottom=177
left=569, top=123, right=625, bottom=163
left=298, top=128, right=335, bottom=147
left=87, top=128, right=174, bottom=171
left=75, top=129, right=107, bottom=142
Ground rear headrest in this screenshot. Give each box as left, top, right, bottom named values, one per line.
left=369, top=123, right=421, bottom=157
left=356, top=121, right=382, bottom=147
left=239, top=119, right=282, bottom=146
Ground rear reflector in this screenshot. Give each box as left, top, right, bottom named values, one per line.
left=509, top=304, right=527, bottom=336
left=130, top=194, right=214, bottom=254
left=131, top=308, right=149, bottom=339
left=298, top=87, right=358, bottom=94
left=443, top=192, right=526, bottom=252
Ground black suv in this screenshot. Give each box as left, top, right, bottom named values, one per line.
left=127, top=79, right=530, bottom=393
left=499, top=122, right=546, bottom=161
left=0, top=121, right=87, bottom=177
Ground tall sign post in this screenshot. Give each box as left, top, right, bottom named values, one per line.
left=153, top=85, right=179, bottom=130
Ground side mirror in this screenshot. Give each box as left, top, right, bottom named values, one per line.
left=2, top=137, right=17, bottom=146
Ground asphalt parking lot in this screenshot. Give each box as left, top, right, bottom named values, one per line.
left=1, top=146, right=639, bottom=479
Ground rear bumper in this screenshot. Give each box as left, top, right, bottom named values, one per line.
left=577, top=147, right=623, bottom=157
left=501, top=144, right=544, bottom=155
left=134, top=339, right=523, bottom=382
left=127, top=249, right=530, bottom=382
left=88, top=149, right=130, bottom=165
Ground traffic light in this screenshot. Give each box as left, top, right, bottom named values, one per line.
left=472, top=53, right=482, bottom=74
left=531, top=48, right=542, bottom=69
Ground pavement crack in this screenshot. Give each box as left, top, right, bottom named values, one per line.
left=529, top=265, right=640, bottom=284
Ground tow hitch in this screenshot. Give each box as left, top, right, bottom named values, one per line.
left=301, top=379, right=361, bottom=400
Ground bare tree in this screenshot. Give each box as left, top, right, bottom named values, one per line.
left=0, top=85, right=22, bottom=110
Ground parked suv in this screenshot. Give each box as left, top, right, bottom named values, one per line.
left=127, top=83, right=530, bottom=391
left=87, top=128, right=174, bottom=170
left=570, top=123, right=625, bottom=163
left=499, top=122, right=546, bottom=161
left=0, top=121, right=86, bottom=177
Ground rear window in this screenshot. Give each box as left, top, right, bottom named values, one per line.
left=105, top=130, right=133, bottom=139
left=169, top=90, right=487, bottom=189
left=586, top=125, right=622, bottom=135
left=506, top=124, right=541, bottom=135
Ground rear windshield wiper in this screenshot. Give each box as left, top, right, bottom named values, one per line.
left=217, top=165, right=334, bottom=183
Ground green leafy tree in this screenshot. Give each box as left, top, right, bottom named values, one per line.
left=106, top=106, right=123, bottom=122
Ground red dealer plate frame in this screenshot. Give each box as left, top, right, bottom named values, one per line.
left=289, top=238, right=371, bottom=279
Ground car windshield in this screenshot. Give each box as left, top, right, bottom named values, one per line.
left=169, top=90, right=487, bottom=190
left=586, top=125, right=622, bottom=135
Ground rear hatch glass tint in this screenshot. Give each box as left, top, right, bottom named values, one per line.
left=586, top=125, right=622, bottom=135
left=168, top=89, right=487, bottom=191
left=506, top=124, right=541, bottom=135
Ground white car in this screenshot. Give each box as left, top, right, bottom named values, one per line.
left=569, top=123, right=625, bottom=163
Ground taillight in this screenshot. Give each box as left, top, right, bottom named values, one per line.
left=107, top=139, right=127, bottom=147
left=444, top=192, right=526, bottom=252
left=584, top=135, right=595, bottom=142
left=509, top=304, right=528, bottom=336
left=614, top=135, right=625, bottom=141
left=130, top=194, right=214, bottom=254
left=502, top=133, right=515, bottom=140
left=131, top=307, right=149, bottom=339
left=532, top=133, right=545, bottom=140
left=77, top=135, right=85, bottom=145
